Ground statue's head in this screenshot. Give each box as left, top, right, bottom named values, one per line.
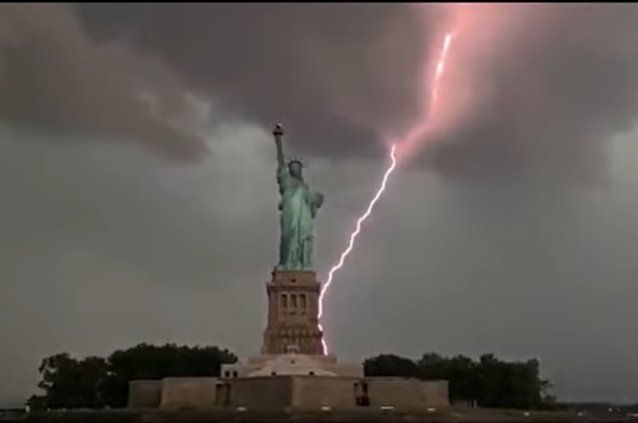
left=287, top=158, right=305, bottom=178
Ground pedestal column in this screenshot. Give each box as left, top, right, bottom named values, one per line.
left=262, top=269, right=324, bottom=355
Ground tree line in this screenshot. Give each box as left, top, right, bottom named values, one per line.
left=29, top=344, right=237, bottom=409
left=364, top=353, right=555, bottom=410
left=29, top=344, right=555, bottom=410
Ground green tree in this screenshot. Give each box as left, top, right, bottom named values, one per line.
left=416, top=352, right=447, bottom=379
left=446, top=355, right=479, bottom=402
left=416, top=353, right=480, bottom=403
left=475, top=353, right=502, bottom=408
left=102, top=343, right=238, bottom=407
left=365, top=351, right=554, bottom=410
left=37, top=353, right=107, bottom=409
left=471, top=354, right=551, bottom=409
left=34, top=344, right=238, bottom=409
left=363, top=354, right=417, bottom=377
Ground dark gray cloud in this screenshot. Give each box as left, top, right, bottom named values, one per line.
left=77, top=3, right=432, bottom=159
left=5, top=3, right=638, bottom=184
left=0, top=3, right=204, bottom=160
left=77, top=3, right=638, bottom=187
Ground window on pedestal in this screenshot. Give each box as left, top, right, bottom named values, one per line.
left=291, top=294, right=298, bottom=309
left=281, top=293, right=288, bottom=309
left=300, top=294, right=307, bottom=313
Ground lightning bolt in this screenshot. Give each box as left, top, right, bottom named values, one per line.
left=318, top=30, right=455, bottom=355
left=317, top=145, right=397, bottom=354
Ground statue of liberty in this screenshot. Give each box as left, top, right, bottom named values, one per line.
left=272, top=124, right=324, bottom=271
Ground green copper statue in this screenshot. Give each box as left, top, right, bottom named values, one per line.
left=273, top=124, right=324, bottom=271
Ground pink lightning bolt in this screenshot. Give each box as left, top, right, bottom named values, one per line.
left=399, top=31, right=454, bottom=162
left=318, top=30, right=455, bottom=355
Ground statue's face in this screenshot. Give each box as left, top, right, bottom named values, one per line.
left=288, top=162, right=303, bottom=177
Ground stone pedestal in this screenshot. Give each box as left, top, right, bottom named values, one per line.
left=262, top=269, right=324, bottom=355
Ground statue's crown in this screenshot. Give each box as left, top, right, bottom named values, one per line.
left=287, top=156, right=306, bottom=168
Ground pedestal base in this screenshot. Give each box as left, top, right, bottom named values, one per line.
left=262, top=269, right=324, bottom=355
left=221, top=352, right=364, bottom=378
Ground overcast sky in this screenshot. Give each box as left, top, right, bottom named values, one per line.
left=2, top=3, right=638, bottom=403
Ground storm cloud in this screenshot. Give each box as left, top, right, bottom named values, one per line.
left=76, top=3, right=638, bottom=187
left=425, top=4, right=638, bottom=187
left=0, top=3, right=203, bottom=160
left=2, top=4, right=637, bottom=184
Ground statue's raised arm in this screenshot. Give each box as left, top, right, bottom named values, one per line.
left=273, top=124, right=285, bottom=170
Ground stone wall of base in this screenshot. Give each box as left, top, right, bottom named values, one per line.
left=128, top=380, right=162, bottom=408
left=128, top=376, right=449, bottom=411
left=225, top=376, right=293, bottom=409
left=160, top=377, right=219, bottom=410
left=366, top=378, right=449, bottom=408
left=292, top=376, right=359, bottom=409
